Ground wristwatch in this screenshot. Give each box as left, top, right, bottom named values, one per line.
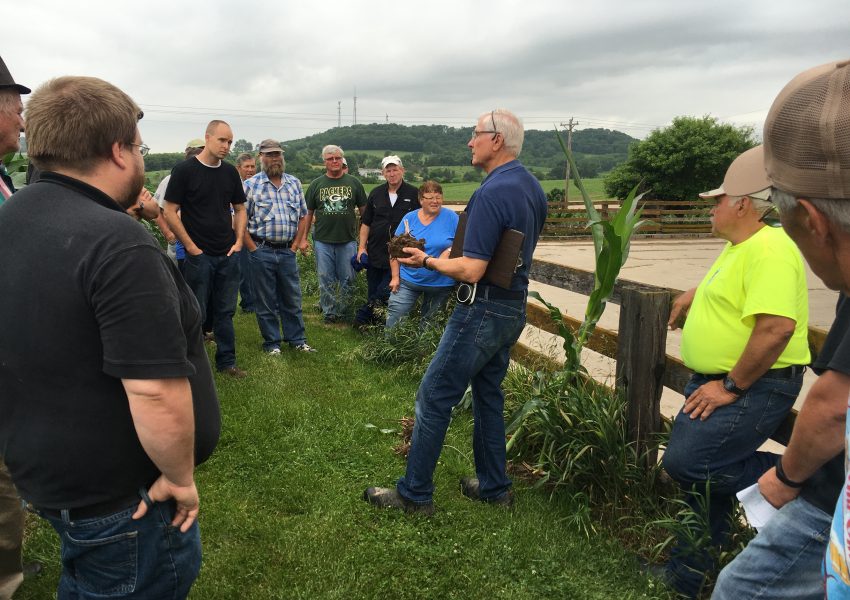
left=722, top=375, right=747, bottom=397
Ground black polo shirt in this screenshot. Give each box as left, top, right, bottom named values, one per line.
left=0, top=172, right=220, bottom=508
left=361, top=180, right=420, bottom=269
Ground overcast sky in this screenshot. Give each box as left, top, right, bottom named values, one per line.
left=6, top=0, right=848, bottom=152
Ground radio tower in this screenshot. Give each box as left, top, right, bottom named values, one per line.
left=337, top=101, right=341, bottom=128
left=353, top=87, right=357, bottom=125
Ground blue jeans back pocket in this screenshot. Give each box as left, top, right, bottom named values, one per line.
left=63, top=529, right=138, bottom=596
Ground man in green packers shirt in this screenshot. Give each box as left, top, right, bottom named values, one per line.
left=304, top=144, right=367, bottom=323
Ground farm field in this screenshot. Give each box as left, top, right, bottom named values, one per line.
left=143, top=168, right=609, bottom=205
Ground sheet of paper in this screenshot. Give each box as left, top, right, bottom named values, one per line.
left=736, top=483, right=779, bottom=531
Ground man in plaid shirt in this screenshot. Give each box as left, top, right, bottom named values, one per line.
left=243, top=139, right=316, bottom=354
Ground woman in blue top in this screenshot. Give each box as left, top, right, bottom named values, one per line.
left=386, top=181, right=459, bottom=329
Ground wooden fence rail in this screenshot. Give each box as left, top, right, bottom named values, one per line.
left=543, top=199, right=715, bottom=238
left=512, top=259, right=828, bottom=459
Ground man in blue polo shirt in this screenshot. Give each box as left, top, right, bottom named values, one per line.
left=364, top=109, right=548, bottom=514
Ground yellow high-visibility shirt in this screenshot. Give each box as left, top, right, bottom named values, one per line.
left=681, top=225, right=811, bottom=374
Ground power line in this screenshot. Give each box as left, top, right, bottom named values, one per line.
left=137, top=101, right=665, bottom=129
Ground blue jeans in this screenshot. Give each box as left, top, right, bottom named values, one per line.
left=238, top=247, right=255, bottom=312
left=712, top=497, right=831, bottom=600
left=354, top=266, right=391, bottom=326
left=397, top=295, right=526, bottom=504
left=39, top=498, right=201, bottom=599
left=662, top=372, right=803, bottom=598
left=386, top=280, right=454, bottom=330
left=249, top=246, right=307, bottom=350
left=314, top=240, right=356, bottom=319
left=182, top=252, right=240, bottom=370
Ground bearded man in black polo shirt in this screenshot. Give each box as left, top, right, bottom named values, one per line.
left=0, top=76, right=220, bottom=599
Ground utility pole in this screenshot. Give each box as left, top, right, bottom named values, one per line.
left=559, top=117, right=578, bottom=202
left=386, top=113, right=389, bottom=123
left=337, top=101, right=341, bottom=128
left=353, top=87, right=357, bottom=126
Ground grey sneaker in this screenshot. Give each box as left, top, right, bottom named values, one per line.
left=363, top=487, right=434, bottom=516
left=293, top=343, right=317, bottom=353
left=266, top=348, right=281, bottom=356
left=459, top=477, right=513, bottom=507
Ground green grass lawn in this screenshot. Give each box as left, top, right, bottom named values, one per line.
left=16, top=290, right=670, bottom=599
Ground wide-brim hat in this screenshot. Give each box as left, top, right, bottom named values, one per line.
left=0, top=56, right=30, bottom=94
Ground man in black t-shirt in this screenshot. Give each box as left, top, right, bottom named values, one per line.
left=354, top=155, right=420, bottom=327
left=0, top=76, right=220, bottom=599
left=164, top=119, right=248, bottom=377
left=713, top=60, right=850, bottom=599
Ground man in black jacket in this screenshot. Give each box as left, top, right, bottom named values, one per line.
left=354, top=155, right=420, bottom=327
left=0, top=53, right=29, bottom=600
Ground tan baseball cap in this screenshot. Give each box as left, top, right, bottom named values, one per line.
left=258, top=139, right=284, bottom=154
left=699, top=145, right=771, bottom=200
left=185, top=138, right=205, bottom=149
left=764, top=59, right=850, bottom=199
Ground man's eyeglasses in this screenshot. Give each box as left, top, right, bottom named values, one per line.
left=262, top=151, right=283, bottom=158
left=759, top=204, right=779, bottom=223
left=324, top=156, right=343, bottom=162
left=470, top=110, right=500, bottom=141
left=129, top=142, right=150, bottom=157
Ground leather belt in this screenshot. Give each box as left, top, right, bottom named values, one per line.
left=478, top=284, right=525, bottom=301
left=250, top=234, right=291, bottom=250
left=701, top=365, right=806, bottom=381
left=31, top=492, right=141, bottom=520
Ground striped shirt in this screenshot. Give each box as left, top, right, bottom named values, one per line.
left=243, top=171, right=307, bottom=243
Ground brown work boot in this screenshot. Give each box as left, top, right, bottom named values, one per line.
left=459, top=477, right=513, bottom=508
left=363, top=487, right=434, bottom=516
left=219, top=366, right=247, bottom=379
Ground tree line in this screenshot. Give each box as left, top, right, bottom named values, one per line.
left=144, top=123, right=636, bottom=184
left=144, top=117, right=755, bottom=202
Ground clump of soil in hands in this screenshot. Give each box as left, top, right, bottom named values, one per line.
left=388, top=232, right=425, bottom=258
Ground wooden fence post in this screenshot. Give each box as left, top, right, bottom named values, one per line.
left=615, top=286, right=671, bottom=467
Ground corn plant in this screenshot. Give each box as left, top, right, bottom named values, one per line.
left=507, top=131, right=648, bottom=452
left=2, top=151, right=27, bottom=175
left=545, top=128, right=647, bottom=375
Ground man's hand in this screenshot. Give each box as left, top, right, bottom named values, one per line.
left=389, top=276, right=400, bottom=293
left=398, top=247, right=427, bottom=267
left=668, top=288, right=696, bottom=329
left=357, top=246, right=367, bottom=257
left=133, top=474, right=199, bottom=533
left=226, top=240, right=243, bottom=257
left=682, top=379, right=738, bottom=420
left=294, top=238, right=310, bottom=255
left=186, top=246, right=203, bottom=257
left=758, top=467, right=801, bottom=509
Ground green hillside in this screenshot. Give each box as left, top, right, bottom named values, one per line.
left=145, top=123, right=637, bottom=187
